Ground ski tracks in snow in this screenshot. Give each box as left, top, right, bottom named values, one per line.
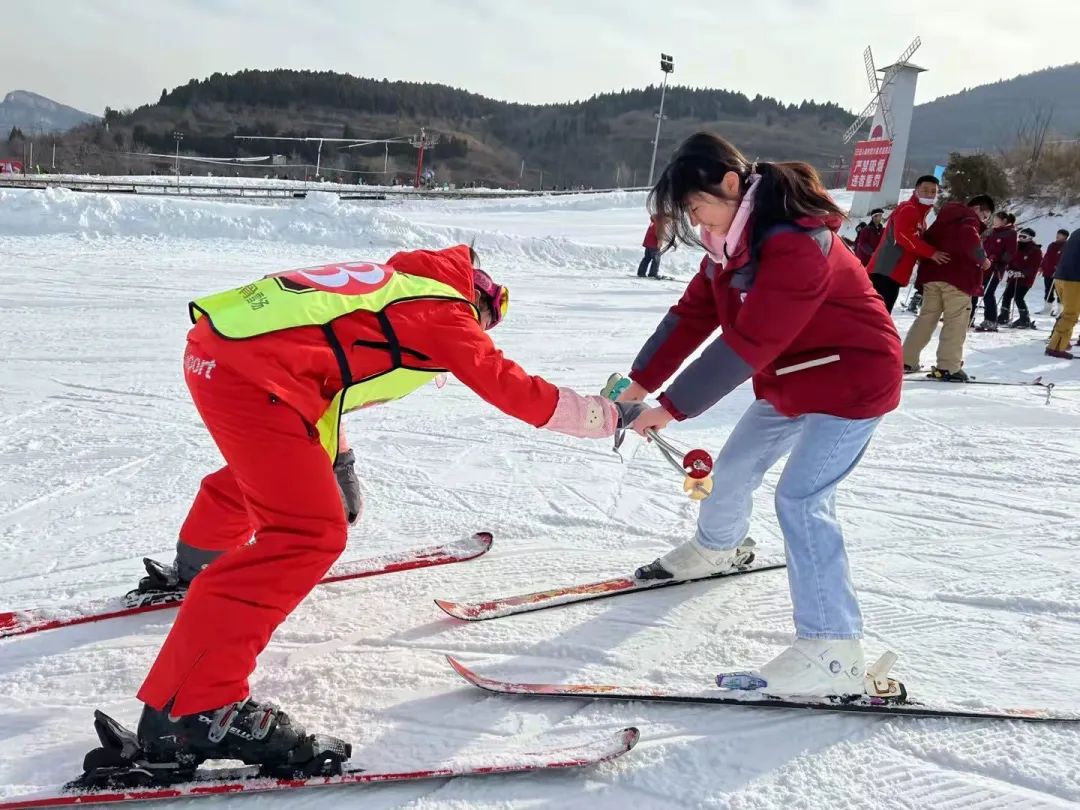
left=2, top=207, right=1080, bottom=809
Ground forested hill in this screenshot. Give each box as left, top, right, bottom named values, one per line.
left=46, top=69, right=856, bottom=186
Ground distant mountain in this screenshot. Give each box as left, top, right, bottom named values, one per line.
left=38, top=70, right=855, bottom=186
left=0, top=90, right=98, bottom=134
left=908, top=63, right=1080, bottom=168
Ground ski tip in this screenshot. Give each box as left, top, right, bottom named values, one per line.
left=432, top=600, right=479, bottom=626
left=442, top=652, right=490, bottom=691
left=471, top=531, right=494, bottom=549
left=619, top=726, right=642, bottom=751
left=434, top=599, right=475, bottom=621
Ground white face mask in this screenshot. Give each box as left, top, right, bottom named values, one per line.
left=917, top=196, right=937, bottom=206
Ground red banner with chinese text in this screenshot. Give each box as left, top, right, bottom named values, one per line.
left=846, top=139, right=892, bottom=192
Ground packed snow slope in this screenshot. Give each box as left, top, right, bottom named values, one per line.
left=1, top=188, right=1079, bottom=809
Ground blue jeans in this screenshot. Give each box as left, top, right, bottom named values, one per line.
left=695, top=400, right=880, bottom=639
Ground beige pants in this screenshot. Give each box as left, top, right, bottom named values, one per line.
left=1048, top=279, right=1080, bottom=352
left=902, top=281, right=972, bottom=373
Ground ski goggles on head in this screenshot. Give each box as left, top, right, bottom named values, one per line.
left=473, top=269, right=510, bottom=328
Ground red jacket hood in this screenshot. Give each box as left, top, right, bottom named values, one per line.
left=385, top=245, right=476, bottom=300
left=933, top=200, right=983, bottom=231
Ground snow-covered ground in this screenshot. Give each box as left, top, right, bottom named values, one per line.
left=1, top=188, right=1079, bottom=808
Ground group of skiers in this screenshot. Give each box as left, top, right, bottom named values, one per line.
left=851, top=175, right=1080, bottom=377
left=76, top=130, right=909, bottom=780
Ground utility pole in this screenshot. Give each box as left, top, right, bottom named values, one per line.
left=173, top=131, right=184, bottom=188
left=647, top=53, right=675, bottom=187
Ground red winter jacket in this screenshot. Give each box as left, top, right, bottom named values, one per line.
left=1008, top=241, right=1043, bottom=286
left=915, top=202, right=988, bottom=297
left=983, top=226, right=1017, bottom=276
left=643, top=219, right=660, bottom=250
left=630, top=215, right=902, bottom=421
left=187, top=245, right=560, bottom=431
left=1042, top=241, right=1065, bottom=278
left=854, top=221, right=884, bottom=266
left=866, top=195, right=936, bottom=285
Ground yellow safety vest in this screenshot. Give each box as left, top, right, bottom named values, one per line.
left=189, top=261, right=474, bottom=460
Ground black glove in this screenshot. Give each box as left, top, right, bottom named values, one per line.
left=614, top=400, right=648, bottom=430
left=334, top=449, right=363, bottom=525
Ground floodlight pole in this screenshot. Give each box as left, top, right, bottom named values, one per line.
left=648, top=53, right=675, bottom=187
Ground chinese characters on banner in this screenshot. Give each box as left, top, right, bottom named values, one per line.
left=846, top=139, right=893, bottom=192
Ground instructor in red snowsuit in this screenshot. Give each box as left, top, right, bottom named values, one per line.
left=865, top=176, right=949, bottom=313
left=126, top=245, right=627, bottom=771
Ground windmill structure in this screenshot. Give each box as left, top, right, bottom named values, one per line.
left=845, top=37, right=925, bottom=216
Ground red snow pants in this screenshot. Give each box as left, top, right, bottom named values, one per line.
left=138, top=341, right=347, bottom=715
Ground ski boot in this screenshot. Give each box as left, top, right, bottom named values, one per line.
left=1008, top=315, right=1033, bottom=329
left=1045, top=348, right=1075, bottom=360
left=927, top=366, right=970, bottom=383
left=974, top=320, right=998, bottom=333
left=903, top=363, right=922, bottom=374
left=635, top=537, right=755, bottom=581
left=996, top=310, right=1011, bottom=326
left=72, top=702, right=351, bottom=789
left=125, top=541, right=223, bottom=608
left=715, top=640, right=907, bottom=703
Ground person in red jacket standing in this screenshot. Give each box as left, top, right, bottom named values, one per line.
left=974, top=211, right=1017, bottom=331
left=616, top=133, right=903, bottom=701
left=637, top=215, right=663, bottom=277
left=91, top=244, right=638, bottom=778
left=998, top=227, right=1043, bottom=328
left=902, top=195, right=994, bottom=381
left=853, top=208, right=885, bottom=266
left=866, top=176, right=950, bottom=313
left=1040, top=229, right=1070, bottom=313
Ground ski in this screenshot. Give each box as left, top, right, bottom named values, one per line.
left=435, top=561, right=786, bottom=621
left=445, top=656, right=1080, bottom=723
left=0, top=725, right=639, bottom=809
left=0, top=533, right=493, bottom=640
left=904, top=373, right=1050, bottom=388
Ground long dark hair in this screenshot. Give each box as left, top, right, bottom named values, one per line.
left=649, top=132, right=845, bottom=254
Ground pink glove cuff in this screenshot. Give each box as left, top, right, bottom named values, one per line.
left=542, top=388, right=617, bottom=439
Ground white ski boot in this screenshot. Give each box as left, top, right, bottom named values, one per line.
left=635, top=537, right=756, bottom=581
left=717, top=639, right=906, bottom=701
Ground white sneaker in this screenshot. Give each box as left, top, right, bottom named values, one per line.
left=718, top=637, right=865, bottom=698
left=636, top=537, right=755, bottom=581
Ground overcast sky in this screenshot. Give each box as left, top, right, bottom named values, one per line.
left=4, top=0, right=1077, bottom=116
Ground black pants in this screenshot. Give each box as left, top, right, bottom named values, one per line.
left=871, top=273, right=901, bottom=314
left=637, top=248, right=660, bottom=278
left=1044, top=275, right=1057, bottom=304
left=999, top=278, right=1031, bottom=321
left=980, top=273, right=1001, bottom=323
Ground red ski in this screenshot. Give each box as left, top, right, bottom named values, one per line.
left=0, top=533, right=492, bottom=640
left=435, top=561, right=785, bottom=621
left=0, top=725, right=638, bottom=809
left=445, top=656, right=1080, bottom=723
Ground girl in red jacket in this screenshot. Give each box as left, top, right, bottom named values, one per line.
left=617, top=133, right=903, bottom=701
left=90, top=244, right=635, bottom=779
left=998, top=228, right=1043, bottom=328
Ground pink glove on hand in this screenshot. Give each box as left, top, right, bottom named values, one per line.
left=543, top=388, right=618, bottom=439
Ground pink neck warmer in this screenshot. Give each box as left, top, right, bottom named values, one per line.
left=699, top=174, right=761, bottom=268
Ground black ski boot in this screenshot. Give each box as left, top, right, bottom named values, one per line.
left=1009, top=315, right=1034, bottom=329
left=70, top=703, right=351, bottom=789
left=928, top=367, right=971, bottom=383
left=125, top=542, right=224, bottom=607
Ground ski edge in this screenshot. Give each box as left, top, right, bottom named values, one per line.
left=0, top=725, right=639, bottom=809
left=434, top=561, right=787, bottom=621
left=1, top=532, right=494, bottom=640
left=444, top=656, right=1080, bottom=723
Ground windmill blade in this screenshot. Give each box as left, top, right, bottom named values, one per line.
left=843, top=96, right=879, bottom=144
left=864, top=46, right=879, bottom=94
